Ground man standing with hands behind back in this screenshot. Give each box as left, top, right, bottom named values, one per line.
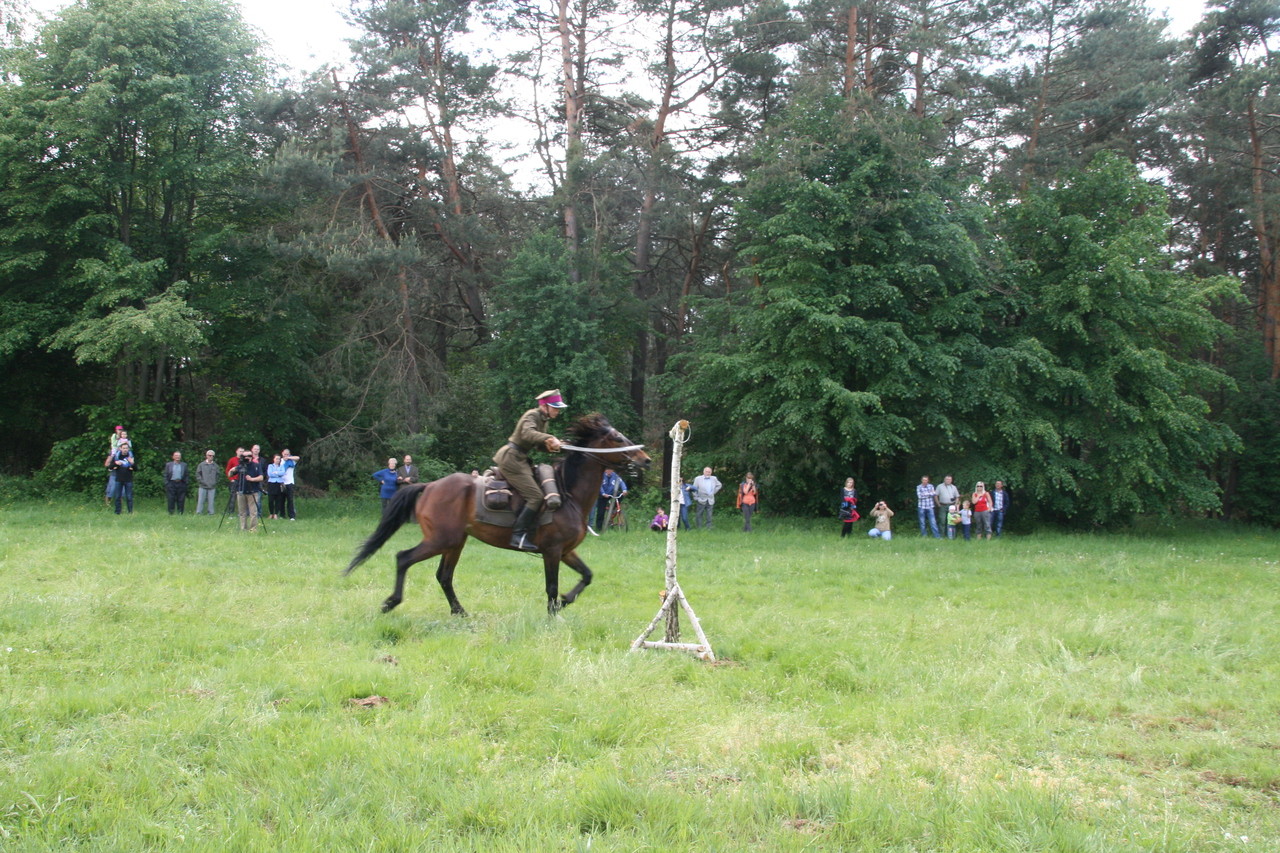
left=164, top=451, right=189, bottom=515
left=397, top=455, right=420, bottom=489
left=692, top=466, right=722, bottom=529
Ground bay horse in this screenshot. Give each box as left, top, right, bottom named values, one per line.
left=345, top=414, right=651, bottom=615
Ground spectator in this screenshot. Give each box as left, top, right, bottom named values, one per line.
left=266, top=453, right=285, bottom=519
left=916, top=476, right=941, bottom=538
left=163, top=451, right=189, bottom=515
left=236, top=452, right=264, bottom=532
left=959, top=500, right=973, bottom=541
left=373, top=458, right=399, bottom=511
left=650, top=508, right=669, bottom=531
left=971, top=482, right=994, bottom=539
left=195, top=450, right=220, bottom=516
left=838, top=477, right=858, bottom=538
left=991, top=480, right=1010, bottom=537
left=397, top=456, right=420, bottom=488
left=946, top=503, right=961, bottom=540
left=692, top=467, right=722, bottom=529
left=281, top=449, right=299, bottom=520
left=867, top=501, right=894, bottom=540
left=108, top=441, right=135, bottom=515
left=678, top=477, right=693, bottom=531
left=225, top=447, right=246, bottom=484
left=106, top=426, right=127, bottom=506
left=737, top=472, right=759, bottom=532
left=594, top=468, right=627, bottom=532
left=935, top=475, right=960, bottom=520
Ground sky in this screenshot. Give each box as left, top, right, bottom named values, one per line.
left=26, top=0, right=1211, bottom=78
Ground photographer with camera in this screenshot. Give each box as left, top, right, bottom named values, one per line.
left=230, top=449, right=265, bottom=531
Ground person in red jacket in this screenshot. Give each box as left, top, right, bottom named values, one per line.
left=737, top=472, right=759, bottom=532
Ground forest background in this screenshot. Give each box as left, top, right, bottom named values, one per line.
left=0, top=0, right=1278, bottom=526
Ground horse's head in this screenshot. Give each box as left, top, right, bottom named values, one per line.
left=565, top=413, right=651, bottom=473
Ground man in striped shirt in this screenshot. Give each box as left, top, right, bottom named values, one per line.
left=992, top=480, right=1010, bottom=537
left=916, top=476, right=941, bottom=538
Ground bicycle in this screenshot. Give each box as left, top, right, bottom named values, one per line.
left=606, top=495, right=628, bottom=532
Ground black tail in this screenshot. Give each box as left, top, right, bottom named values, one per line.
left=345, top=483, right=427, bottom=575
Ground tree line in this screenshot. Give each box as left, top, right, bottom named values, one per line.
left=1, top=0, right=1277, bottom=525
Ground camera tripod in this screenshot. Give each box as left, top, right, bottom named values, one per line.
left=217, top=458, right=267, bottom=533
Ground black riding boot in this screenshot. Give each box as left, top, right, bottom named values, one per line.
left=510, top=506, right=540, bottom=551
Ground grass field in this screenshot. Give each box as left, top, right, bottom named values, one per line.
left=1, top=497, right=1278, bottom=851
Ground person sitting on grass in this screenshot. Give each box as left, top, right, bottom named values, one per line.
left=867, top=501, right=894, bottom=540
left=650, top=509, right=669, bottom=531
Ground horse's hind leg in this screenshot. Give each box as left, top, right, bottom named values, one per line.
left=559, top=549, right=594, bottom=608
left=383, top=541, right=440, bottom=613
left=435, top=545, right=468, bottom=616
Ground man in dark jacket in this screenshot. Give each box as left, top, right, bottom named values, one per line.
left=164, top=451, right=189, bottom=515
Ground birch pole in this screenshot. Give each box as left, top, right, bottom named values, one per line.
left=664, top=420, right=687, bottom=641
left=631, top=420, right=715, bottom=661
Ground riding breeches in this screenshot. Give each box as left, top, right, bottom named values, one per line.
left=497, top=459, right=543, bottom=512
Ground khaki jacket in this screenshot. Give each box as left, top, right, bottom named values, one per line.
left=494, top=407, right=555, bottom=467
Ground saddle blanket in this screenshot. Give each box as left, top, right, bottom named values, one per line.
left=472, top=470, right=557, bottom=529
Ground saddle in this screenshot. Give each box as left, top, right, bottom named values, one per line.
left=474, top=465, right=561, bottom=528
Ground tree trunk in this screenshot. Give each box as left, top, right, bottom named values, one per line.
left=152, top=349, right=166, bottom=404
left=333, top=71, right=422, bottom=430
left=1020, top=4, right=1060, bottom=194
left=559, top=0, right=583, bottom=266
left=1246, top=92, right=1280, bottom=379
left=845, top=7, right=858, bottom=100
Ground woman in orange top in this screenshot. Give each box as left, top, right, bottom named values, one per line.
left=971, top=481, right=994, bottom=540
left=737, top=472, right=759, bottom=532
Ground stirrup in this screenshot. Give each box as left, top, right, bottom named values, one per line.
left=510, top=531, right=538, bottom=552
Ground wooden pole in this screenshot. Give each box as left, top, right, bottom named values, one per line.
left=664, top=420, right=687, bottom=642
left=631, top=422, right=715, bottom=662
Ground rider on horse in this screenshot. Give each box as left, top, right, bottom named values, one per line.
left=493, top=388, right=566, bottom=551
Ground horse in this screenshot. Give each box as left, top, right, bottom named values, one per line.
left=344, top=413, right=651, bottom=616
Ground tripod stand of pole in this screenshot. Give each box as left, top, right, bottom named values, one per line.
left=630, top=420, right=715, bottom=661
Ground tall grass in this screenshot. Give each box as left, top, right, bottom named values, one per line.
left=1, top=499, right=1277, bottom=851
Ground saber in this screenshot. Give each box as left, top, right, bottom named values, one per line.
left=559, top=444, right=645, bottom=454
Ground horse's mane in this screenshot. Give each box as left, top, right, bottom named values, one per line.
left=557, top=412, right=613, bottom=489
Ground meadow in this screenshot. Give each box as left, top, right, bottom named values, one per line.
left=1, top=497, right=1277, bottom=852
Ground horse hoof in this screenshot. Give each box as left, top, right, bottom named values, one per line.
left=381, top=598, right=401, bottom=613
left=452, top=607, right=468, bottom=617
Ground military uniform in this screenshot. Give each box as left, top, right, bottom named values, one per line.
left=494, top=406, right=557, bottom=511
left=495, top=389, right=567, bottom=550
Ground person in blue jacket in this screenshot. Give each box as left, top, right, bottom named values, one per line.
left=593, top=468, right=627, bottom=532
left=373, top=457, right=399, bottom=511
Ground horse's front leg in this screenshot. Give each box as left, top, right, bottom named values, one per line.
left=559, top=549, right=594, bottom=607
left=543, top=547, right=565, bottom=615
